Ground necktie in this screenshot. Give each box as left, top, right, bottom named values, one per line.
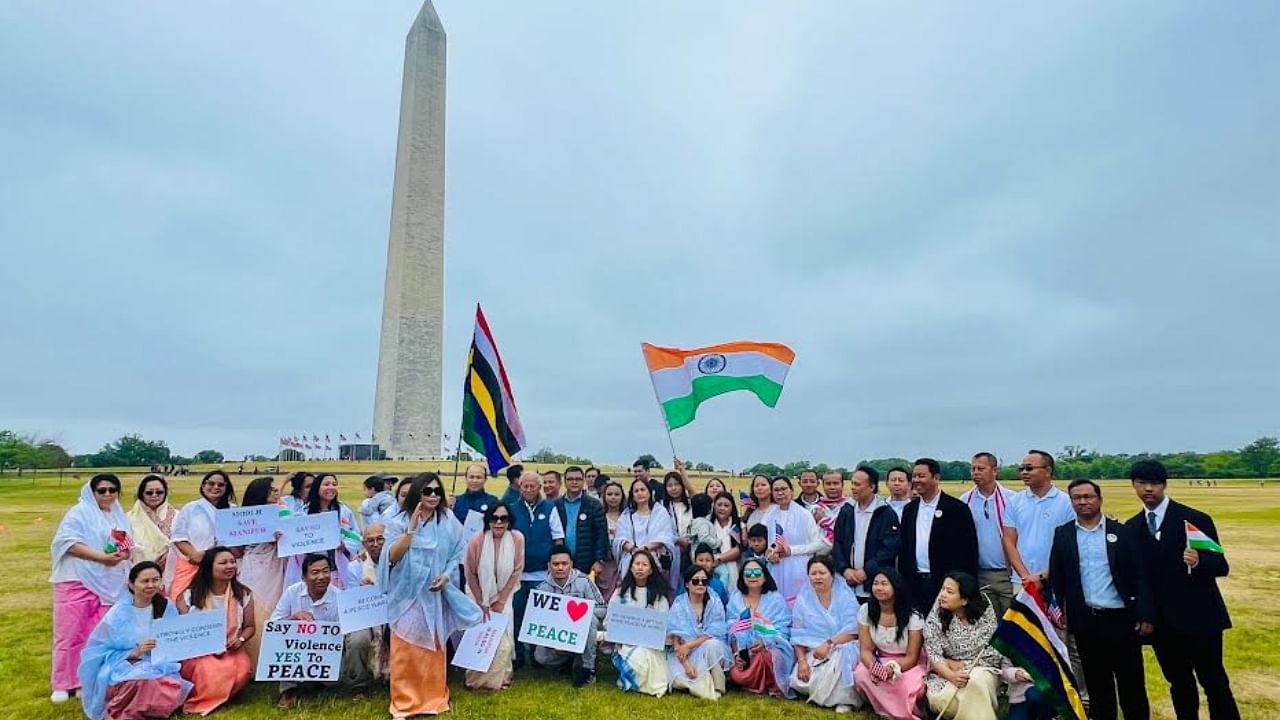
left=1147, top=511, right=1159, bottom=536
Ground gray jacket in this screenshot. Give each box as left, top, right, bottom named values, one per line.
left=536, top=569, right=607, bottom=621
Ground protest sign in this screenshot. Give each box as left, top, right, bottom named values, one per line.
left=276, top=512, right=339, bottom=558
left=604, top=603, right=667, bottom=650
left=338, top=584, right=387, bottom=634
left=215, top=505, right=278, bottom=547
left=151, top=609, right=227, bottom=663
left=516, top=589, right=593, bottom=653
left=451, top=612, right=506, bottom=672
left=255, top=620, right=344, bottom=682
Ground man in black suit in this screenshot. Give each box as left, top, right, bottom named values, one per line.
left=1049, top=479, right=1153, bottom=720
left=1126, top=460, right=1240, bottom=720
left=832, top=465, right=900, bottom=601
left=897, top=457, right=978, bottom=614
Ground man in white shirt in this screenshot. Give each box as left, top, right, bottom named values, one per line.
left=271, top=554, right=376, bottom=708
left=960, top=452, right=1016, bottom=616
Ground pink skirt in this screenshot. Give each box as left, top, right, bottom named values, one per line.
left=730, top=647, right=782, bottom=696
left=853, top=652, right=927, bottom=720
left=51, top=581, right=111, bottom=692
left=105, top=677, right=189, bottom=720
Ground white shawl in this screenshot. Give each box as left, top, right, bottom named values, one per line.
left=49, top=482, right=133, bottom=603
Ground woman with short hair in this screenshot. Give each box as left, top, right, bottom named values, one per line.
left=667, top=564, right=731, bottom=700
left=854, top=568, right=927, bottom=720
left=126, top=475, right=176, bottom=569
left=923, top=572, right=1002, bottom=720
left=175, top=546, right=254, bottom=715
left=462, top=501, right=525, bottom=691
left=49, top=474, right=136, bottom=703
left=169, top=470, right=236, bottom=599
left=726, top=559, right=794, bottom=697
left=789, top=555, right=862, bottom=711
left=610, top=549, right=672, bottom=696
left=77, top=561, right=192, bottom=720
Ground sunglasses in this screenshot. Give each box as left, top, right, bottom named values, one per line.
left=743, top=568, right=764, bottom=579
left=689, top=577, right=709, bottom=586
left=1018, top=465, right=1047, bottom=472
left=94, top=486, right=119, bottom=495
left=422, top=487, right=445, bottom=497
left=204, top=482, right=226, bottom=488
left=491, top=515, right=511, bottom=523
left=144, top=490, right=166, bottom=497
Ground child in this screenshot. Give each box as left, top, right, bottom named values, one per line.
left=676, top=544, right=730, bottom=605
left=742, top=524, right=769, bottom=564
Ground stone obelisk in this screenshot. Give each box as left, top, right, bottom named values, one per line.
left=373, top=0, right=446, bottom=460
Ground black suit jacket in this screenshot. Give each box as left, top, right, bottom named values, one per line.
left=555, top=493, right=610, bottom=572
left=832, top=502, right=901, bottom=593
left=897, top=491, right=979, bottom=584
left=1125, top=500, right=1231, bottom=634
left=1048, top=518, right=1154, bottom=633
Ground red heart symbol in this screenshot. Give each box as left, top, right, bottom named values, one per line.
left=566, top=600, right=588, bottom=623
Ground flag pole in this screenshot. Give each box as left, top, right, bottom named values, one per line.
left=1185, top=520, right=1192, bottom=576
left=450, top=432, right=464, bottom=495
left=640, top=343, right=679, bottom=460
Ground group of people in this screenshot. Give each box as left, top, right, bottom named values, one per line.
left=48, top=453, right=1239, bottom=720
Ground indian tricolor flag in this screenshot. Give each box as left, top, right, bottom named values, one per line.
left=642, top=341, right=795, bottom=430
left=1186, top=521, right=1225, bottom=554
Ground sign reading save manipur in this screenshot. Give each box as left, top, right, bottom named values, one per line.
left=515, top=589, right=594, bottom=653
left=255, top=620, right=343, bottom=682
left=214, top=506, right=278, bottom=547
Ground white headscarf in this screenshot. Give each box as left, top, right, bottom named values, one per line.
left=50, top=480, right=133, bottom=603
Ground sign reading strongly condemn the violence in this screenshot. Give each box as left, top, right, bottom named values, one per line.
left=255, top=620, right=344, bottom=682
left=604, top=603, right=668, bottom=650
left=276, top=513, right=339, bottom=558
left=515, top=589, right=594, bottom=653
left=337, top=584, right=388, bottom=634
left=215, top=506, right=278, bottom=547
left=151, top=609, right=227, bottom=663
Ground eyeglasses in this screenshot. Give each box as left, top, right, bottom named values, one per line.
left=94, top=486, right=119, bottom=495
left=689, top=577, right=709, bottom=586
left=1017, top=465, right=1048, bottom=472
left=422, top=487, right=445, bottom=497
left=204, top=482, right=226, bottom=488
left=143, top=490, right=165, bottom=497
left=743, top=568, right=764, bottom=579
left=491, top=515, right=511, bottom=524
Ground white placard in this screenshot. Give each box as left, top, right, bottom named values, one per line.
left=255, top=620, right=344, bottom=682
left=151, top=610, right=227, bottom=663
left=215, top=506, right=278, bottom=547
left=276, top=513, right=340, bottom=558
left=451, top=612, right=506, bottom=672
left=604, top=603, right=668, bottom=650
left=515, top=589, right=593, bottom=653
left=338, top=584, right=387, bottom=634
left=462, top=510, right=485, bottom=540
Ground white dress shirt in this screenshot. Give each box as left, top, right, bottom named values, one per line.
left=915, top=493, right=941, bottom=573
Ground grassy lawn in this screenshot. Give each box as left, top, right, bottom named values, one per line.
left=2, top=470, right=1276, bottom=719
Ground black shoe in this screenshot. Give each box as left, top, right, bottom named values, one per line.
left=558, top=660, right=575, bottom=677
left=572, top=668, right=595, bottom=688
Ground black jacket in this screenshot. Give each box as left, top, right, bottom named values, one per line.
left=1125, top=500, right=1231, bottom=635
left=897, top=492, right=979, bottom=583
left=555, top=493, right=610, bottom=573
left=1048, top=518, right=1154, bottom=633
left=832, top=502, right=900, bottom=593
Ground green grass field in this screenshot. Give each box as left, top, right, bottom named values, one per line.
left=2, top=466, right=1277, bottom=719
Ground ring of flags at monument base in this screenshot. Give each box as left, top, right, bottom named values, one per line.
left=277, top=433, right=361, bottom=451
left=461, top=304, right=526, bottom=476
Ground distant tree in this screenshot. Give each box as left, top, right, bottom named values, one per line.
left=193, top=450, right=225, bottom=464
left=1239, top=437, right=1280, bottom=478
left=745, top=462, right=783, bottom=477
left=527, top=447, right=592, bottom=465
left=32, top=441, right=72, bottom=469
left=693, top=462, right=715, bottom=472
left=634, top=454, right=662, bottom=470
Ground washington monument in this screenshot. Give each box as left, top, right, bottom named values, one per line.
left=373, top=0, right=445, bottom=460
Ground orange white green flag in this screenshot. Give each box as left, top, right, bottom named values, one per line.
left=1185, top=521, right=1225, bottom=554
left=641, top=341, right=795, bottom=430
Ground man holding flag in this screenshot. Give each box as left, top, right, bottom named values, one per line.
left=1126, top=460, right=1240, bottom=720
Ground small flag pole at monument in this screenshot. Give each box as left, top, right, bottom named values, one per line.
left=640, top=343, right=680, bottom=460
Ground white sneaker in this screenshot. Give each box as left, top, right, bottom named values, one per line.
left=50, top=691, right=69, bottom=703
left=835, top=705, right=852, bottom=714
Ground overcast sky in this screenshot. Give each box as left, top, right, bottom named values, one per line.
left=3, top=2, right=1277, bottom=468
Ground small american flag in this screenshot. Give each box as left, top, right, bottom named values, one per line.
left=773, top=522, right=790, bottom=554
left=730, top=608, right=754, bottom=634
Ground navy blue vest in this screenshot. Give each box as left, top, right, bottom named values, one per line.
left=513, top=498, right=556, bottom=571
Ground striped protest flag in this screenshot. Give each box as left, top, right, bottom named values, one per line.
left=642, top=341, right=795, bottom=430
left=991, top=584, right=1087, bottom=720
left=462, top=304, right=527, bottom=476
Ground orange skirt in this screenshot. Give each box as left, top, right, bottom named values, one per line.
left=169, top=557, right=200, bottom=600
left=390, top=633, right=449, bottom=717
left=180, top=648, right=252, bottom=715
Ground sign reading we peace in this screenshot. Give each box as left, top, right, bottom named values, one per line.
left=516, top=589, right=594, bottom=653
left=215, top=506, right=278, bottom=547
left=151, top=609, right=227, bottom=663
left=604, top=603, right=667, bottom=650
left=276, top=512, right=339, bottom=558
left=255, top=620, right=344, bottom=682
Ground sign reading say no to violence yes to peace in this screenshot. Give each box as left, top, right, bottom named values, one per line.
left=214, top=506, right=278, bottom=547
left=276, top=512, right=340, bottom=558
left=515, top=589, right=594, bottom=653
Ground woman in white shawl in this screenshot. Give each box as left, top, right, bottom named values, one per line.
left=284, top=473, right=362, bottom=589
left=667, top=564, right=731, bottom=700
left=764, top=476, right=827, bottom=606
left=613, top=479, right=676, bottom=582
left=609, top=549, right=672, bottom=696
left=462, top=501, right=525, bottom=690
left=77, top=561, right=192, bottom=720
left=789, top=555, right=863, bottom=711
left=50, top=474, right=136, bottom=703
left=234, top=477, right=287, bottom=666
left=125, top=475, right=176, bottom=569
left=378, top=473, right=482, bottom=717
left=169, top=470, right=236, bottom=598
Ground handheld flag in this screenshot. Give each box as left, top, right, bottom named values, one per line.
left=990, top=584, right=1087, bottom=720
left=642, top=341, right=794, bottom=430
left=461, top=305, right=527, bottom=476
left=1185, top=521, right=1225, bottom=554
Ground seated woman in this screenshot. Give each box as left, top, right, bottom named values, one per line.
left=854, top=569, right=927, bottom=720
left=610, top=549, right=672, bottom=696
left=789, top=555, right=862, bottom=711
left=726, top=559, right=794, bottom=698
left=175, top=546, right=255, bottom=716
left=667, top=564, right=731, bottom=700
left=78, top=561, right=192, bottom=720
left=923, top=572, right=1001, bottom=720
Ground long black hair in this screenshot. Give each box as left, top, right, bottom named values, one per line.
left=600, top=481, right=626, bottom=513
left=306, top=473, right=340, bottom=514
left=620, top=549, right=672, bottom=607
left=626, top=478, right=655, bottom=512
left=128, top=561, right=169, bottom=619
left=241, top=476, right=276, bottom=507
left=712, top=491, right=740, bottom=528
left=287, top=471, right=313, bottom=500
left=940, top=571, right=988, bottom=632
left=736, top=558, right=779, bottom=595
left=867, top=568, right=915, bottom=642
left=188, top=546, right=249, bottom=608
left=200, top=470, right=235, bottom=509
left=401, top=473, right=446, bottom=521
